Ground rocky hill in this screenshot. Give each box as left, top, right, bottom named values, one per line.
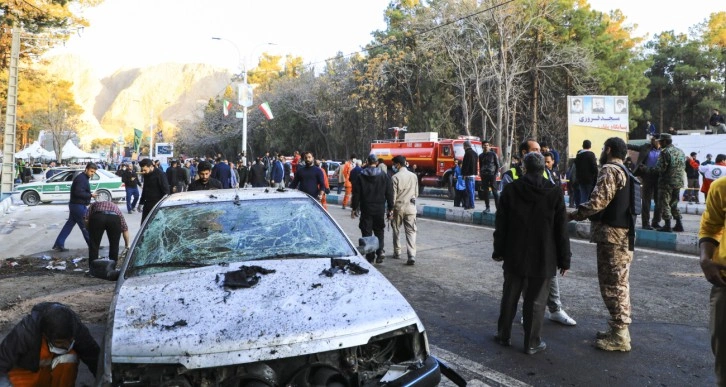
left=42, top=54, right=233, bottom=145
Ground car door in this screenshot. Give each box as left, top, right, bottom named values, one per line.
left=89, top=172, right=101, bottom=193
left=42, top=171, right=74, bottom=201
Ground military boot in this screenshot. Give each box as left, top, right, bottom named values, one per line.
left=673, top=219, right=684, bottom=232
left=596, top=327, right=612, bottom=339
left=656, top=219, right=672, bottom=232
left=596, top=327, right=631, bottom=352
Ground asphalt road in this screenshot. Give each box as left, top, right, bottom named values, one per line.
left=0, top=199, right=717, bottom=386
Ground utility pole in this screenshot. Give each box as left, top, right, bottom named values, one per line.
left=1, top=26, right=21, bottom=199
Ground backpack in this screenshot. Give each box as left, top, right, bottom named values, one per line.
left=612, top=163, right=641, bottom=216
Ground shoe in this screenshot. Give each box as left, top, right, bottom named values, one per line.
left=596, top=327, right=631, bottom=352
left=548, top=310, right=577, bottom=326
left=525, top=341, right=547, bottom=355
left=128, top=210, right=133, bottom=214
left=641, top=225, right=653, bottom=230
left=494, top=334, right=511, bottom=347
left=673, top=219, right=684, bottom=232
left=596, top=327, right=612, bottom=339
left=342, top=206, right=346, bottom=210
left=375, top=254, right=385, bottom=264
left=52, top=245, right=69, bottom=252
left=406, top=257, right=415, bottom=265
left=483, top=208, right=491, bottom=213
left=656, top=219, right=672, bottom=232
left=651, top=221, right=661, bottom=229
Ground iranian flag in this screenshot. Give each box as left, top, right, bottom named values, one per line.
left=259, top=102, right=274, bottom=120
left=223, top=99, right=232, bottom=117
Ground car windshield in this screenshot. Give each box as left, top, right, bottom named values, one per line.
left=47, top=171, right=73, bottom=182
left=453, top=143, right=483, bottom=158
left=127, top=197, right=356, bottom=276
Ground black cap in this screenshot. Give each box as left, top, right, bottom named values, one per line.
left=367, top=154, right=378, bottom=164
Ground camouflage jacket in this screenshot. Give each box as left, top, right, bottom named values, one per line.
left=571, top=160, right=629, bottom=245
left=650, top=145, right=686, bottom=188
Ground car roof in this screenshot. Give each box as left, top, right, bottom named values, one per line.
left=159, top=188, right=312, bottom=207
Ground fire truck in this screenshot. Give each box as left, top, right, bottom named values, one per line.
left=370, top=132, right=486, bottom=198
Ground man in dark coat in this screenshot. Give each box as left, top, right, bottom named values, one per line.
left=290, top=151, right=326, bottom=199
left=52, top=163, right=97, bottom=252
left=166, top=160, right=181, bottom=193
left=575, top=139, right=598, bottom=204
left=211, top=157, right=232, bottom=189
left=352, top=154, right=394, bottom=264
left=249, top=158, right=267, bottom=187
left=188, top=161, right=222, bottom=191
left=492, top=152, right=571, bottom=355
left=461, top=140, right=479, bottom=210
left=0, top=302, right=99, bottom=386
left=138, top=158, right=170, bottom=222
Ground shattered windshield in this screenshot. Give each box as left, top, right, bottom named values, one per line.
left=127, top=198, right=355, bottom=276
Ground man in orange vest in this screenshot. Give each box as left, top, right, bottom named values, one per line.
left=342, top=154, right=356, bottom=209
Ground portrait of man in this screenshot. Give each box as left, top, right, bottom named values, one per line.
left=592, top=97, right=605, bottom=113
left=615, top=99, right=627, bottom=113
left=570, top=98, right=583, bottom=114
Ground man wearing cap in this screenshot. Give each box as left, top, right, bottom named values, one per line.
left=628, top=135, right=662, bottom=229
left=390, top=155, right=418, bottom=265
left=52, top=163, right=98, bottom=252
left=647, top=133, right=686, bottom=232
left=352, top=154, right=394, bottom=263
left=0, top=302, right=100, bottom=387
left=461, top=141, right=478, bottom=210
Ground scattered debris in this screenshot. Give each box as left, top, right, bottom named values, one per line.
left=41, top=255, right=51, bottom=261
left=320, top=258, right=369, bottom=277
left=72, top=257, right=85, bottom=267
left=310, top=283, right=322, bottom=289
left=45, top=260, right=67, bottom=271
left=216, top=265, right=276, bottom=289
left=161, top=319, right=188, bottom=330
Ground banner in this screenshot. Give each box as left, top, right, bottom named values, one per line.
left=133, top=128, right=143, bottom=153
left=259, top=102, right=274, bottom=120
left=567, top=95, right=629, bottom=159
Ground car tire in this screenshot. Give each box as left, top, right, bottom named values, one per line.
left=21, top=191, right=40, bottom=206
left=96, top=190, right=112, bottom=202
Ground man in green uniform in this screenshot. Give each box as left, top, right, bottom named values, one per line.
left=648, top=133, right=686, bottom=232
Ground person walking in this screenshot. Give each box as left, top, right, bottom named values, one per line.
left=0, top=303, right=100, bottom=387
left=461, top=141, right=478, bottom=210
left=270, top=154, right=285, bottom=190
left=390, top=155, right=418, bottom=265
left=351, top=154, right=394, bottom=264
left=478, top=140, right=500, bottom=213
left=493, top=152, right=571, bottom=355
left=138, top=158, right=170, bottom=223
left=697, top=176, right=726, bottom=385
left=121, top=162, right=141, bottom=214
left=648, top=133, right=686, bottom=232
left=685, top=152, right=701, bottom=203
left=85, top=199, right=130, bottom=264
left=628, top=135, right=662, bottom=229
left=569, top=137, right=635, bottom=352
left=52, top=163, right=97, bottom=252
left=574, top=140, right=598, bottom=204
left=211, top=157, right=232, bottom=189
left=341, top=155, right=355, bottom=210
left=290, top=151, right=326, bottom=201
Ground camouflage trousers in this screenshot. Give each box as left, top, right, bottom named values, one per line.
left=658, top=186, right=682, bottom=221
left=596, top=242, right=633, bottom=329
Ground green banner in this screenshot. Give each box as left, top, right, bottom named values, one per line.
left=133, top=128, right=143, bottom=152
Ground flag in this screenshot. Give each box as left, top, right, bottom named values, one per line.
left=259, top=102, right=274, bottom=120
left=223, top=99, right=232, bottom=117
left=133, top=128, right=143, bottom=153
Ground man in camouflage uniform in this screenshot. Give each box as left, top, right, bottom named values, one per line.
left=569, top=137, right=633, bottom=352
left=648, top=133, right=686, bottom=232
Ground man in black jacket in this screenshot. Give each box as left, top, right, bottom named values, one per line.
left=249, top=158, right=267, bottom=187
left=493, top=152, right=571, bottom=355
left=461, top=141, right=479, bottom=210
left=352, top=154, right=394, bottom=264
left=574, top=140, right=598, bottom=204
left=138, top=158, right=170, bottom=222
left=188, top=161, right=222, bottom=191
left=0, top=302, right=99, bottom=387
left=478, top=140, right=500, bottom=213
left=627, top=135, right=662, bottom=229
left=52, top=163, right=97, bottom=252
left=121, top=162, right=141, bottom=214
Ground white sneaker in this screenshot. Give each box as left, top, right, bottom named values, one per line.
left=548, top=310, right=577, bottom=326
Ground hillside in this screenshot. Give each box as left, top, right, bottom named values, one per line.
left=42, top=54, right=233, bottom=146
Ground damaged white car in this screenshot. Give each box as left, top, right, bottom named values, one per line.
left=95, top=189, right=445, bottom=386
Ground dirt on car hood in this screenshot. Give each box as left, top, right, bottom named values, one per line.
left=109, top=257, right=422, bottom=368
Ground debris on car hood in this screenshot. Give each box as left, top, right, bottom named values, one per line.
left=111, top=258, right=421, bottom=368
left=216, top=265, right=276, bottom=289
left=320, top=258, right=369, bottom=277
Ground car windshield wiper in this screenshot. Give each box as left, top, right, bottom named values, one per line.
left=250, top=253, right=336, bottom=261
left=128, top=261, right=209, bottom=273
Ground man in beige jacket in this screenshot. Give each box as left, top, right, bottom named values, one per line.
left=391, top=155, right=419, bottom=265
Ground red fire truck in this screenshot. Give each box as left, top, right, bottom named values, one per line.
left=370, top=132, right=486, bottom=198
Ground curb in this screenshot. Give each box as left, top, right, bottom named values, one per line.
left=326, top=193, right=700, bottom=255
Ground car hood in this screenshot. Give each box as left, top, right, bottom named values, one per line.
left=110, top=258, right=422, bottom=368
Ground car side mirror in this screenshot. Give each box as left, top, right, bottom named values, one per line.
left=89, top=259, right=120, bottom=281
left=357, top=236, right=379, bottom=256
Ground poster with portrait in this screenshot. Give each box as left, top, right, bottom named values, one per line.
left=567, top=95, right=629, bottom=158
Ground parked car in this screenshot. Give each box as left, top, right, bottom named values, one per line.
left=324, top=160, right=342, bottom=188
left=12, top=169, right=125, bottom=206
left=94, top=188, right=443, bottom=386
left=31, top=165, right=70, bottom=182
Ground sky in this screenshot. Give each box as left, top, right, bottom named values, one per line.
left=46, top=0, right=725, bottom=77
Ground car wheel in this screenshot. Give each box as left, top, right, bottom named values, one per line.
left=21, top=191, right=40, bottom=206
left=96, top=190, right=112, bottom=202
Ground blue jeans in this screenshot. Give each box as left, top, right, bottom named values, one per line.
left=126, top=187, right=140, bottom=212
left=465, top=177, right=476, bottom=209
left=578, top=183, right=593, bottom=204
left=53, top=203, right=90, bottom=248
